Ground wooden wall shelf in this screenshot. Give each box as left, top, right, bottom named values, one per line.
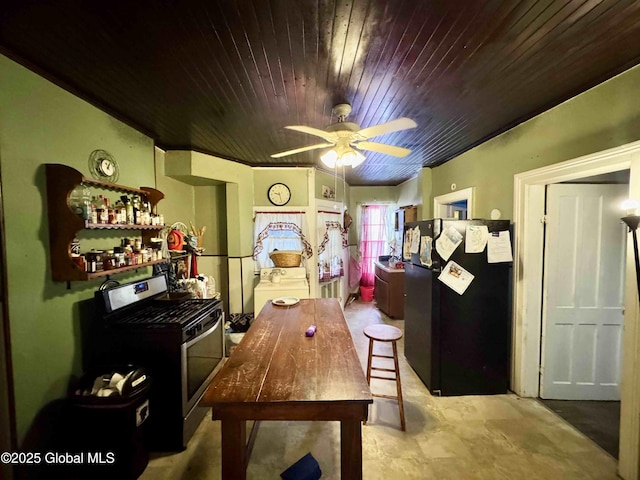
left=45, top=163, right=165, bottom=283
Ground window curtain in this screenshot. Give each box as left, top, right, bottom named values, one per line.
left=317, top=211, right=348, bottom=282
left=253, top=213, right=313, bottom=271
left=359, top=204, right=388, bottom=286
left=385, top=207, right=399, bottom=257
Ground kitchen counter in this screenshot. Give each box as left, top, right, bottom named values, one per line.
left=374, top=261, right=405, bottom=318
left=374, top=260, right=405, bottom=273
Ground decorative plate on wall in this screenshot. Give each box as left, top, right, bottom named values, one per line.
left=88, top=149, right=119, bottom=183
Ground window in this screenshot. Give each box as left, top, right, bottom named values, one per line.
left=360, top=205, right=389, bottom=286
left=253, top=213, right=312, bottom=271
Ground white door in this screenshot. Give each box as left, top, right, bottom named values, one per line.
left=540, top=184, right=627, bottom=400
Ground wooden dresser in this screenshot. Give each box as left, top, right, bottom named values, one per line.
left=374, top=261, right=405, bottom=319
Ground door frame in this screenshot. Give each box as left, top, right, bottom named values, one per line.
left=513, top=139, right=640, bottom=478
left=433, top=187, right=475, bottom=219
left=0, top=164, right=14, bottom=480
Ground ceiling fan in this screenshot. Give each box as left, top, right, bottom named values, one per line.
left=271, top=104, right=417, bottom=168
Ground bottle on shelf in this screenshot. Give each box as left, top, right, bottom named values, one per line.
left=132, top=195, right=141, bottom=224
left=146, top=202, right=152, bottom=225
left=96, top=195, right=108, bottom=224
left=121, top=196, right=134, bottom=224
left=106, top=197, right=117, bottom=225
left=90, top=196, right=98, bottom=224
left=80, top=184, right=92, bottom=221
left=114, top=200, right=124, bottom=224
left=138, top=200, right=148, bottom=226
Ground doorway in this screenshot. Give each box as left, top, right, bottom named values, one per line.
left=540, top=179, right=627, bottom=400
left=538, top=172, right=628, bottom=458
left=433, top=187, right=474, bottom=219
left=513, top=140, right=640, bottom=478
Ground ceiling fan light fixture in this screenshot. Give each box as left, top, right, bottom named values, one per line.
left=273, top=104, right=415, bottom=165
left=320, top=145, right=365, bottom=169
left=320, top=149, right=338, bottom=168
left=343, top=149, right=365, bottom=168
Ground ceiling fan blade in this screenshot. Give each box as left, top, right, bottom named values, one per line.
left=356, top=141, right=412, bottom=157
left=356, top=117, right=417, bottom=140
left=285, top=125, right=338, bottom=143
left=270, top=142, right=335, bottom=158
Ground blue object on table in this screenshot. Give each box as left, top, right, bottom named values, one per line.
left=280, top=452, right=322, bottom=480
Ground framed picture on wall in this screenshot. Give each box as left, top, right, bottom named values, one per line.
left=322, top=185, right=335, bottom=199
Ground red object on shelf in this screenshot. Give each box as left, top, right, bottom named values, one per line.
left=190, top=253, right=199, bottom=277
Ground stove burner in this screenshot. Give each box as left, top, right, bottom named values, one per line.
left=110, top=298, right=221, bottom=329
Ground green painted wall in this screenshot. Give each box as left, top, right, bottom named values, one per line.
left=253, top=167, right=310, bottom=206
left=315, top=169, right=347, bottom=203
left=0, top=54, right=156, bottom=443
left=430, top=64, right=640, bottom=220
left=154, top=148, right=195, bottom=228
left=164, top=151, right=254, bottom=258
left=194, top=185, right=227, bottom=255
left=155, top=148, right=229, bottom=306
left=396, top=176, right=420, bottom=209
left=419, top=168, right=433, bottom=219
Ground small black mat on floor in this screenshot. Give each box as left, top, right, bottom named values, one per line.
left=540, top=399, right=620, bottom=458
left=227, top=313, right=254, bottom=333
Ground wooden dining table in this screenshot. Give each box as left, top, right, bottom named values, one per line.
left=200, top=298, right=373, bottom=479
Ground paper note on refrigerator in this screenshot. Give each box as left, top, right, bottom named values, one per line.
left=410, top=226, right=421, bottom=254
left=465, top=225, right=489, bottom=253
left=487, top=230, right=513, bottom=263
left=403, top=228, right=412, bottom=259
left=438, top=261, right=474, bottom=295
left=420, top=236, right=433, bottom=267
left=435, top=225, right=463, bottom=261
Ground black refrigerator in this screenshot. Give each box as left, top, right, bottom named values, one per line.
left=403, top=219, right=511, bottom=396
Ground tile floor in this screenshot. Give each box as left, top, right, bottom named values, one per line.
left=539, top=399, right=620, bottom=459
left=140, top=300, right=619, bottom=479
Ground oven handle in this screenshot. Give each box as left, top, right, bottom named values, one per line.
left=185, top=313, right=222, bottom=348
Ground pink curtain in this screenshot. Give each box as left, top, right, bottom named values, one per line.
left=360, top=205, right=387, bottom=286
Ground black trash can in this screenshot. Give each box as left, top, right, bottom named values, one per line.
left=67, top=365, right=151, bottom=480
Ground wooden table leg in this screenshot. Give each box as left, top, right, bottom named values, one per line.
left=221, top=418, right=247, bottom=480
left=340, top=420, right=363, bottom=480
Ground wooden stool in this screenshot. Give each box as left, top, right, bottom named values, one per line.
left=363, top=324, right=405, bottom=431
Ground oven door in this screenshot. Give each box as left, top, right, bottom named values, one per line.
left=181, top=310, right=225, bottom=416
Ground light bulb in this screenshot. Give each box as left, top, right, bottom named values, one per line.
left=341, top=150, right=357, bottom=165
left=350, top=150, right=365, bottom=167
left=621, top=199, right=640, bottom=216
left=320, top=149, right=338, bottom=168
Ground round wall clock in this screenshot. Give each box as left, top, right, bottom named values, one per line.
left=267, top=183, right=291, bottom=206
left=88, top=149, right=120, bottom=183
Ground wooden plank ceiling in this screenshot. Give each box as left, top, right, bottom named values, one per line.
left=2, top=1, right=640, bottom=186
